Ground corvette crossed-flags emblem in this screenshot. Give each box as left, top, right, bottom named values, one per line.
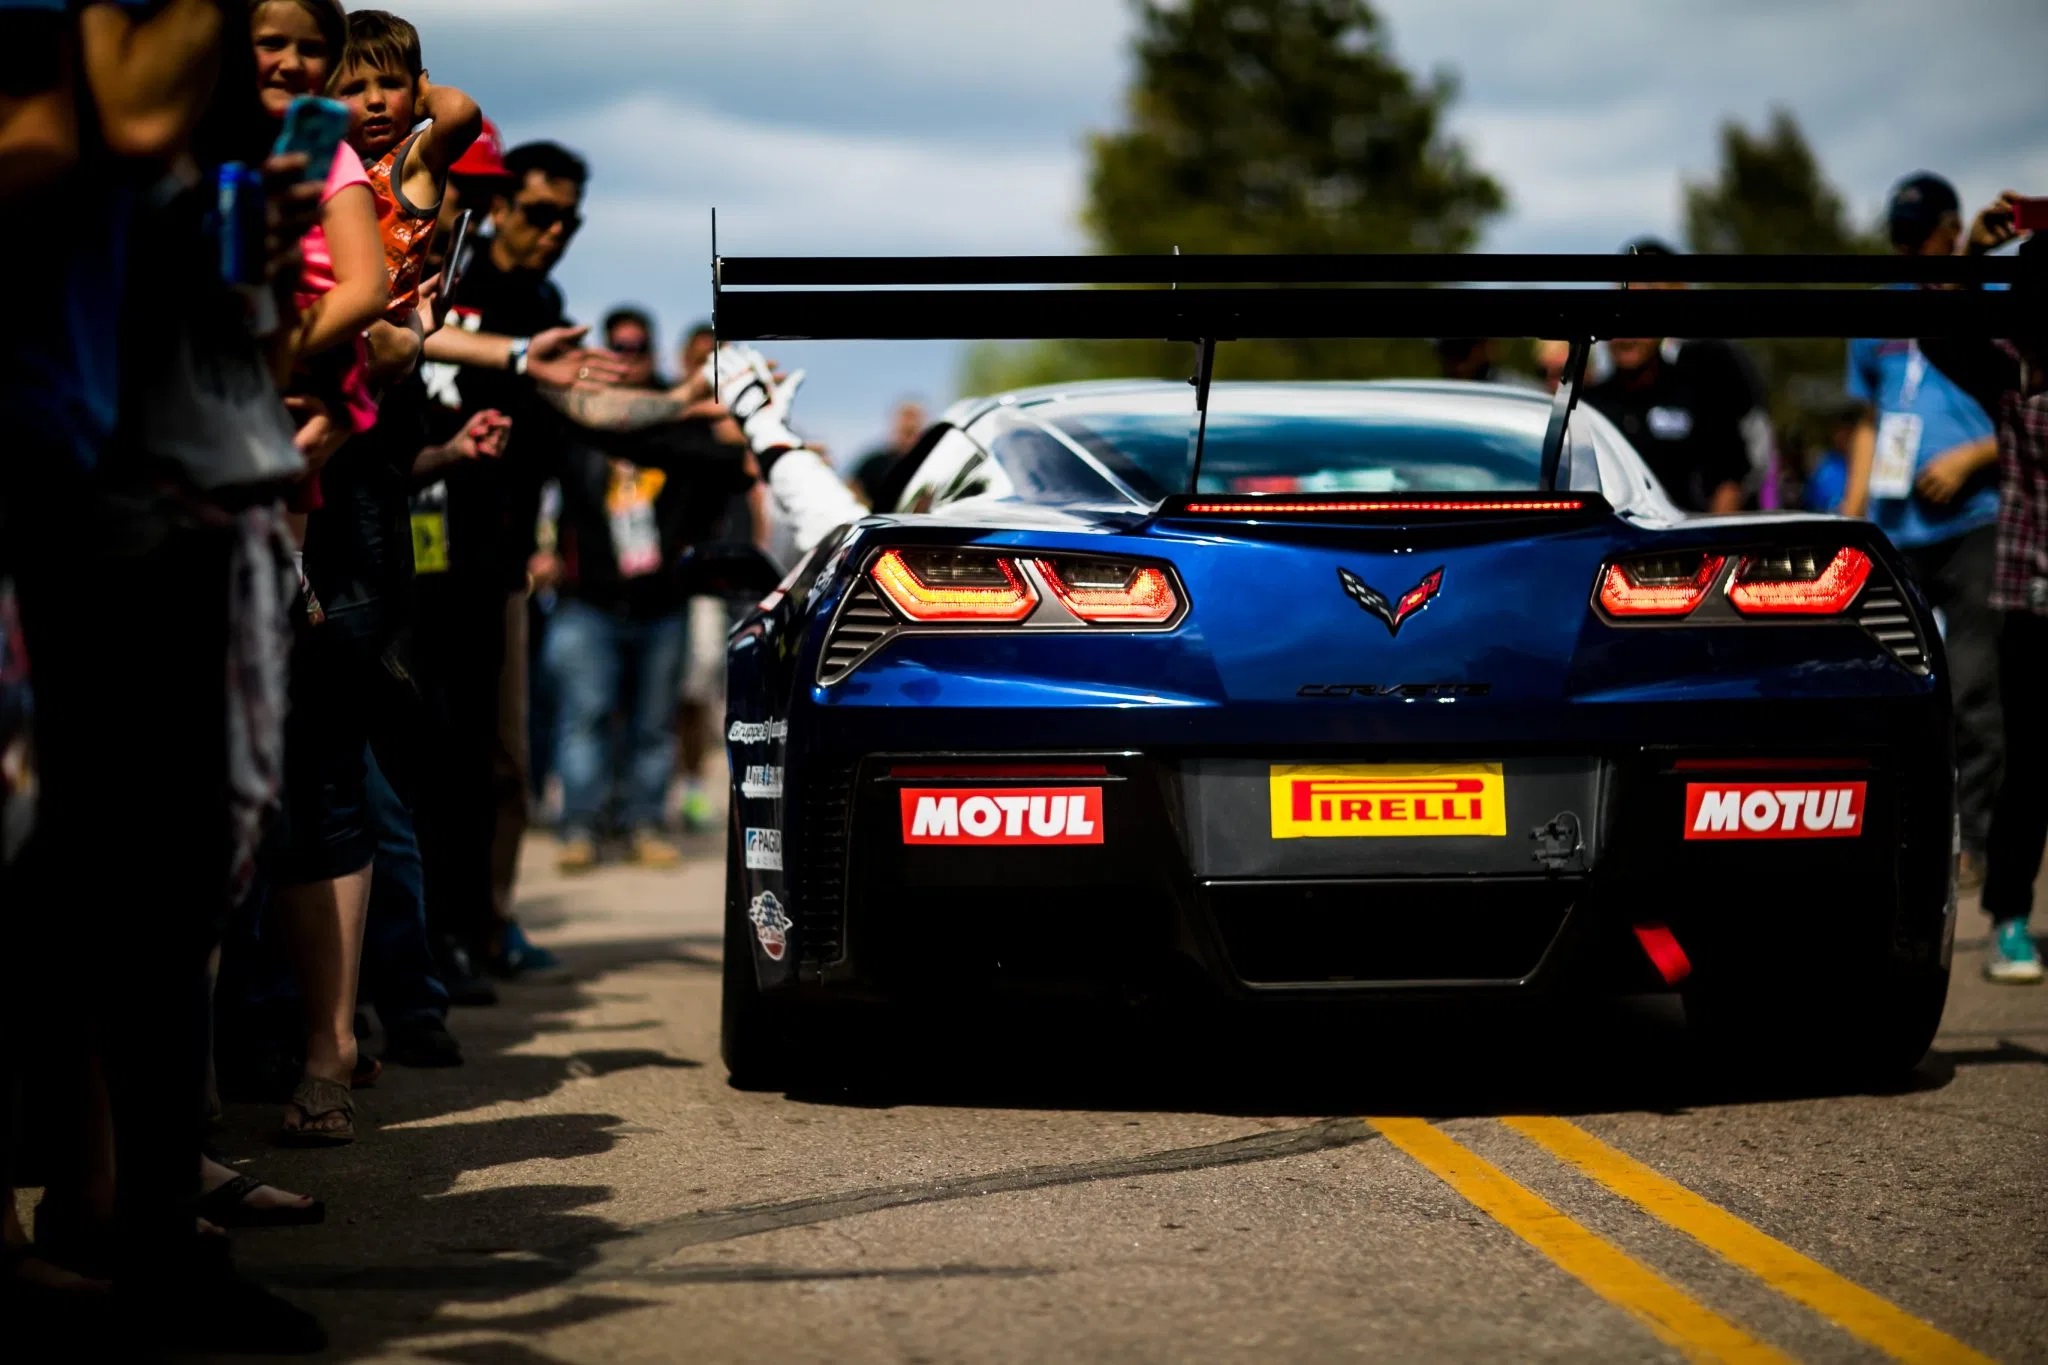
left=1337, top=566, right=1444, bottom=637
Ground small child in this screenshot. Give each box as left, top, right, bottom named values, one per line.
left=330, top=8, right=480, bottom=376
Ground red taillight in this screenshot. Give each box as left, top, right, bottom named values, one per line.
left=1726, top=548, right=1871, bottom=616
left=1598, top=554, right=1726, bottom=617
left=1180, top=499, right=1584, bottom=515
left=1034, top=557, right=1180, bottom=624
left=871, top=549, right=1038, bottom=622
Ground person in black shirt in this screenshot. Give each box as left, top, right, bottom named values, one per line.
left=850, top=398, right=927, bottom=509
left=1586, top=334, right=1754, bottom=515
left=542, top=418, right=751, bottom=870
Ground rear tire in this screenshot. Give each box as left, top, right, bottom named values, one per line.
left=720, top=813, right=806, bottom=1092
left=1684, top=958, right=1949, bottom=1090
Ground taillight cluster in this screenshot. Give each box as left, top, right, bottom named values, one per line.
left=868, top=548, right=1184, bottom=627
left=1597, top=548, right=1873, bottom=620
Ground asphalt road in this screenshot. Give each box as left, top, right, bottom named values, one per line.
left=199, top=825, right=2046, bottom=1364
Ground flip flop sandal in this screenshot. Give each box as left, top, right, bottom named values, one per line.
left=274, top=1076, right=355, bottom=1147
left=352, top=1054, right=383, bottom=1089
left=196, top=1172, right=327, bottom=1229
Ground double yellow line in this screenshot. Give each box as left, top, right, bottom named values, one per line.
left=1371, top=1117, right=1995, bottom=1364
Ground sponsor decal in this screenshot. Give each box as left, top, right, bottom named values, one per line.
left=1683, top=782, right=1866, bottom=840
left=740, top=765, right=784, bottom=800
left=1337, top=565, right=1444, bottom=637
left=727, top=719, right=789, bottom=746
left=744, top=827, right=784, bottom=869
left=747, top=890, right=793, bottom=961
left=899, top=787, right=1105, bottom=846
left=1269, top=763, right=1506, bottom=838
left=1298, top=682, right=1491, bottom=699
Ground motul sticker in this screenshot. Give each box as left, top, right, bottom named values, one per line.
left=899, top=788, right=1104, bottom=846
left=748, top=890, right=792, bottom=960
left=1269, top=763, right=1506, bottom=838
left=744, top=827, right=783, bottom=869
left=1684, top=782, right=1866, bottom=840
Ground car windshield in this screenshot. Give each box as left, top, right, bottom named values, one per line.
left=1041, top=386, right=1556, bottom=503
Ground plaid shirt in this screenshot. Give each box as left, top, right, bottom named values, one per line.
left=1994, top=374, right=2048, bottom=615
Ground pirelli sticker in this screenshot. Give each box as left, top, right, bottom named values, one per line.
left=1269, top=763, right=1506, bottom=838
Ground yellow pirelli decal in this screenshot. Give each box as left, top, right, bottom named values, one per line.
left=1269, top=763, right=1506, bottom=838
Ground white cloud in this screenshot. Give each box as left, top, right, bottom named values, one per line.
left=406, top=0, right=2048, bottom=435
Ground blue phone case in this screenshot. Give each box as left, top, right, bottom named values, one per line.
left=271, top=95, right=352, bottom=183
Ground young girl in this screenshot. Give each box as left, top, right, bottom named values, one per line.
left=249, top=0, right=390, bottom=1148
left=251, top=0, right=389, bottom=490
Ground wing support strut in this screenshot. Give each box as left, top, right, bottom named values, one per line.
left=1538, top=335, right=1592, bottom=492
left=1187, top=336, right=1217, bottom=495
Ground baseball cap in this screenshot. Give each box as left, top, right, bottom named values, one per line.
left=451, top=116, right=511, bottom=181
left=1886, top=172, right=1959, bottom=248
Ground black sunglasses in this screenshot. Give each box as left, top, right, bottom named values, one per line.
left=517, top=200, right=583, bottom=234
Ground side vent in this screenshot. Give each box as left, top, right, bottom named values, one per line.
left=792, top=763, right=854, bottom=965
left=1857, top=584, right=1928, bottom=675
left=818, top=581, right=899, bottom=684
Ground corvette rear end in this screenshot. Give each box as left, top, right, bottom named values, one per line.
left=724, top=491, right=1954, bottom=1085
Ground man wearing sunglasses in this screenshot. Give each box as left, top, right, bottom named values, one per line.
left=409, top=140, right=594, bottom=986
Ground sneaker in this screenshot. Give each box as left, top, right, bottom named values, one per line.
left=631, top=830, right=684, bottom=869
left=382, top=1016, right=464, bottom=1067
left=679, top=787, right=714, bottom=833
left=435, top=938, right=500, bottom=1007
left=557, top=835, right=599, bottom=874
left=1986, top=918, right=2044, bottom=984
left=488, top=920, right=564, bottom=979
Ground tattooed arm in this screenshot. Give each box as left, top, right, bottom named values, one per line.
left=538, top=378, right=716, bottom=432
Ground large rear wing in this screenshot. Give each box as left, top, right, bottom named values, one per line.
left=711, top=248, right=2041, bottom=491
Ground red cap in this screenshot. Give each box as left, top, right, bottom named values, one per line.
left=452, top=117, right=511, bottom=181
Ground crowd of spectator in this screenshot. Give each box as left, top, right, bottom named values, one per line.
left=0, top=1, right=2039, bottom=1350
left=0, top=0, right=789, bottom=1351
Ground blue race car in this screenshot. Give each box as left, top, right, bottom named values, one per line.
left=710, top=251, right=2031, bottom=1089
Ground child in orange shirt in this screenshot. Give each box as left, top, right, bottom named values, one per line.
left=330, top=9, right=480, bottom=379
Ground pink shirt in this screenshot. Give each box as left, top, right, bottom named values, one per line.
left=298, top=142, right=371, bottom=296
left=293, top=144, right=379, bottom=435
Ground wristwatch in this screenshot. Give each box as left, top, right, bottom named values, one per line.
left=509, top=337, right=531, bottom=376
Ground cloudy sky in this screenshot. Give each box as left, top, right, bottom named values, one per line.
left=403, top=0, right=2048, bottom=462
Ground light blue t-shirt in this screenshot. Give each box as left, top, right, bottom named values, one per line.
left=1845, top=335, right=1999, bottom=548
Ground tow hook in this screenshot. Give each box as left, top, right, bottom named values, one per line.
left=1632, top=923, right=1693, bottom=985
left=1529, top=811, right=1584, bottom=872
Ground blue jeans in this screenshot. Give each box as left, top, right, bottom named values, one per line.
left=545, top=598, right=688, bottom=838
left=363, top=748, right=448, bottom=1030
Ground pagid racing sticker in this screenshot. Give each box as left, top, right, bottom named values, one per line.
left=744, top=826, right=784, bottom=869
left=1684, top=782, right=1865, bottom=840
left=899, top=788, right=1104, bottom=846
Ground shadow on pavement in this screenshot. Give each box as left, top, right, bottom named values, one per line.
left=210, top=930, right=720, bottom=1362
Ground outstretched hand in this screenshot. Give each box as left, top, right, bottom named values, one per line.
left=529, top=325, right=632, bottom=387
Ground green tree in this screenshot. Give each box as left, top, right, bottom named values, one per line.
left=962, top=0, right=1505, bottom=396
left=1681, top=108, right=1883, bottom=435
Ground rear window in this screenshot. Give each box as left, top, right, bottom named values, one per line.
left=1044, top=387, right=1558, bottom=503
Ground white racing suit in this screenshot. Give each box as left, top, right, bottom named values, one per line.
left=703, top=345, right=869, bottom=554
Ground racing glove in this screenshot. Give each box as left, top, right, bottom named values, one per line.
left=702, top=344, right=868, bottom=553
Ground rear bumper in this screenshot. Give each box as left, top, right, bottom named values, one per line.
left=764, top=734, right=1954, bottom=1005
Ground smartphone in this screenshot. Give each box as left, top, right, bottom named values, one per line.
left=2012, top=197, right=2048, bottom=234
left=270, top=94, right=352, bottom=184
left=440, top=209, right=475, bottom=308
